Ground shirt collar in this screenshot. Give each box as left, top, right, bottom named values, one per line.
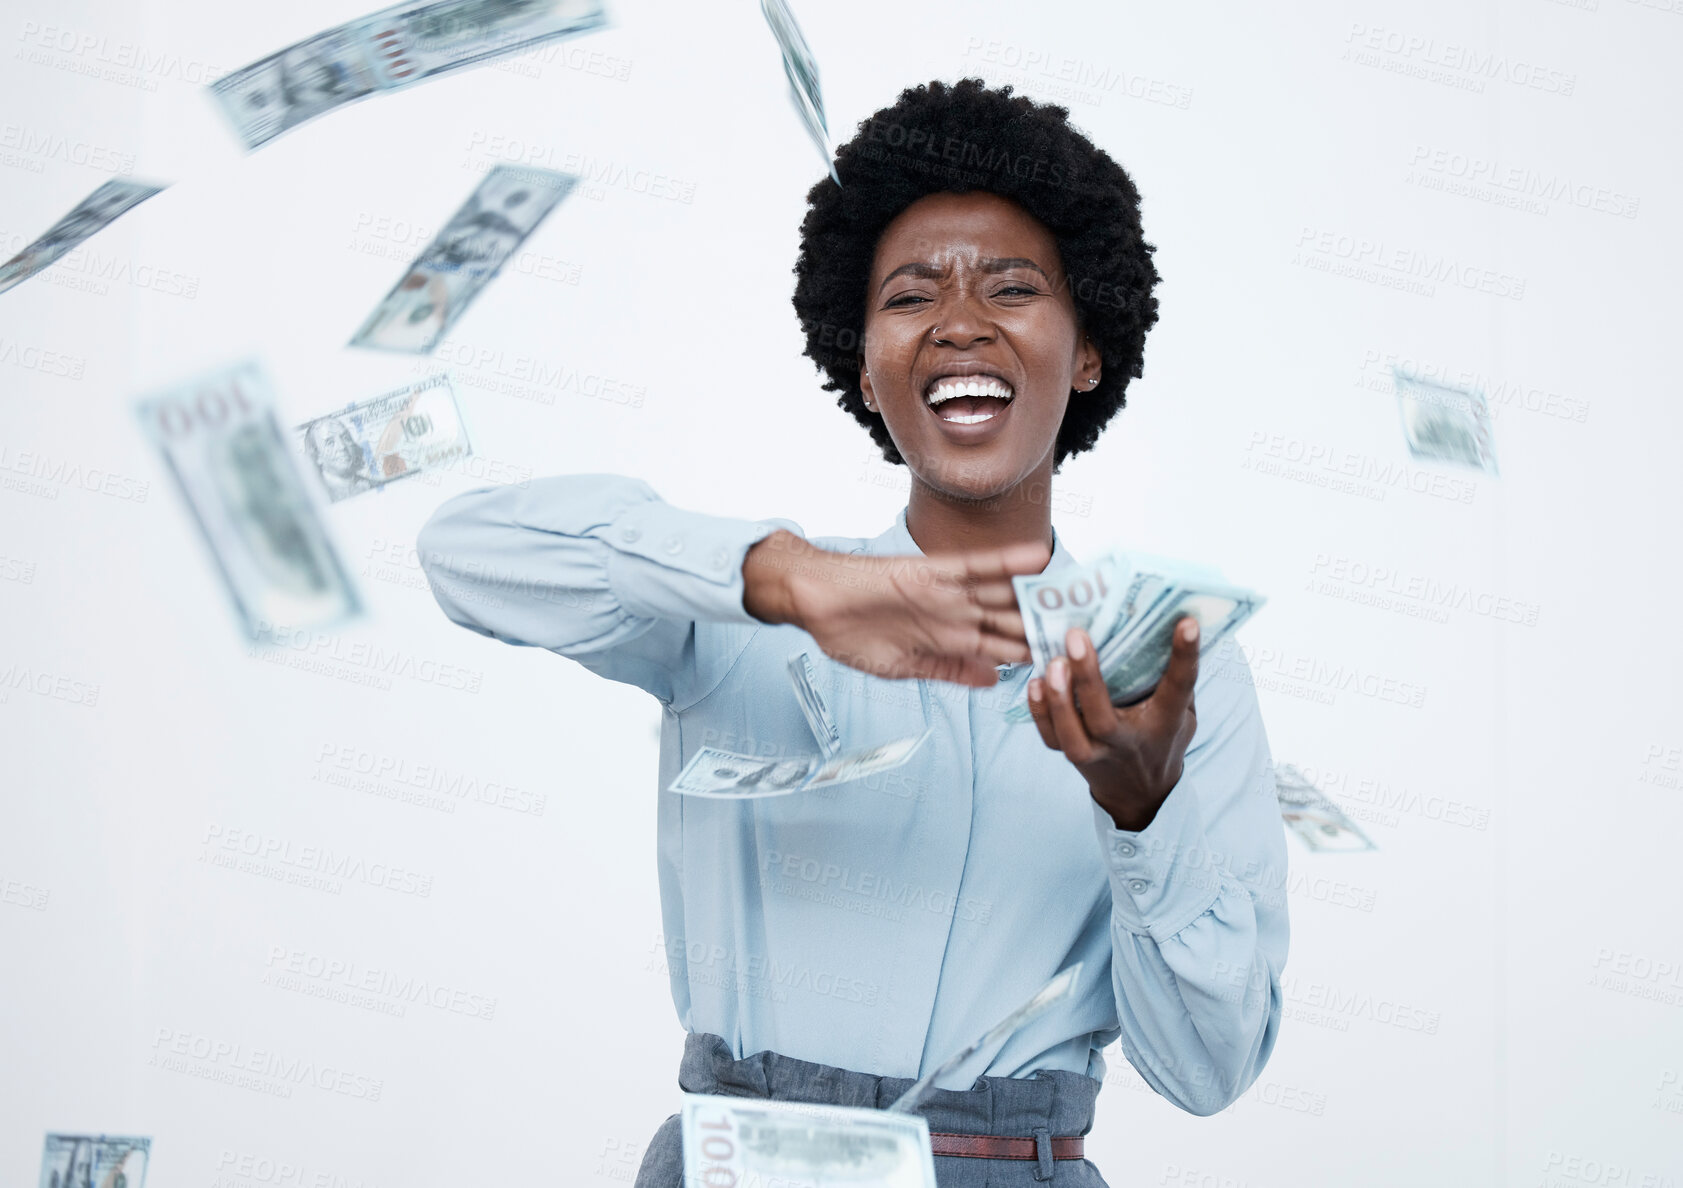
left=866, top=508, right=1076, bottom=677
left=867, top=506, right=1079, bottom=573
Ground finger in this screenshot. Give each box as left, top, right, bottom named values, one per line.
left=911, top=651, right=1001, bottom=689
left=977, top=604, right=1028, bottom=645
left=930, top=539, right=1053, bottom=582
left=966, top=577, right=1025, bottom=609
left=1065, top=628, right=1117, bottom=737
left=1025, top=677, right=1062, bottom=750
left=967, top=626, right=1032, bottom=666
left=1044, top=657, right=1097, bottom=764
left=1152, top=616, right=1200, bottom=720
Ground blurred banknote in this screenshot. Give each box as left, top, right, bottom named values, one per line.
left=1007, top=553, right=1264, bottom=720
left=1275, top=763, right=1375, bottom=852
left=669, top=731, right=928, bottom=799
left=136, top=361, right=362, bottom=641
left=888, top=963, right=1083, bottom=1116
left=760, top=0, right=838, bottom=183
left=1393, top=368, right=1498, bottom=476
left=349, top=165, right=576, bottom=353
left=0, top=179, right=166, bottom=295
left=788, top=651, right=841, bottom=756
left=39, top=1134, right=150, bottom=1188
left=296, top=374, right=471, bottom=501
left=682, top=1094, right=935, bottom=1188
left=210, top=0, right=608, bottom=150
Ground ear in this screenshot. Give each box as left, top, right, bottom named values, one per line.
left=1072, top=336, right=1102, bottom=391
left=859, top=356, right=876, bottom=410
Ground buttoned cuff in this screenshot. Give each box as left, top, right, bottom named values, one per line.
left=1093, top=779, right=1224, bottom=939
left=599, top=499, right=794, bottom=625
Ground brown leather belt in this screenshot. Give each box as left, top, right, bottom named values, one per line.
left=928, top=1132, right=1084, bottom=1160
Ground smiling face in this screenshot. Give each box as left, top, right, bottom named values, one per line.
left=860, top=191, right=1100, bottom=504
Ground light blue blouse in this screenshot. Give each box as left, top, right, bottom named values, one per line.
left=416, top=474, right=1289, bottom=1114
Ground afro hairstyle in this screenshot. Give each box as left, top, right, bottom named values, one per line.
left=792, top=77, right=1161, bottom=469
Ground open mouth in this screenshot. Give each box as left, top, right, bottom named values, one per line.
left=924, top=375, right=1015, bottom=424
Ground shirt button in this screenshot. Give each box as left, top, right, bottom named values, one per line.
left=709, top=547, right=731, bottom=572
left=620, top=526, right=641, bottom=543
left=1128, top=879, right=1148, bottom=895
left=1116, top=842, right=1136, bottom=858
left=663, top=536, right=684, bottom=555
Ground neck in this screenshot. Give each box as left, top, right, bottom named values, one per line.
left=904, top=461, right=1057, bottom=562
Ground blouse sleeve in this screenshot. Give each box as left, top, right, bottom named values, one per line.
left=416, top=473, right=800, bottom=709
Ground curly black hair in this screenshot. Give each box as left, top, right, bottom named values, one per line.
left=792, top=78, right=1161, bottom=469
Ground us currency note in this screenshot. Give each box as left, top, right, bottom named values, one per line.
left=1013, top=555, right=1125, bottom=679
left=789, top=651, right=842, bottom=756
left=39, top=1134, right=150, bottom=1188
left=209, top=0, right=608, bottom=150
left=1393, top=368, right=1498, bottom=476
left=349, top=165, right=576, bottom=353
left=1006, top=552, right=1265, bottom=721
left=887, top=963, right=1083, bottom=1116
left=1275, top=763, right=1376, bottom=852
left=683, top=1094, right=935, bottom=1188
left=0, top=179, right=166, bottom=295
left=1098, top=582, right=1265, bottom=705
left=296, top=375, right=471, bottom=501
left=136, top=361, right=363, bottom=642
left=669, top=732, right=927, bottom=799
left=760, top=0, right=839, bottom=183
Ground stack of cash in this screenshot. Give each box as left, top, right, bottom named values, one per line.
left=39, top=1134, right=150, bottom=1188
left=1006, top=551, right=1266, bottom=720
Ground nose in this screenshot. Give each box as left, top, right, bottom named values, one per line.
left=931, top=287, right=995, bottom=348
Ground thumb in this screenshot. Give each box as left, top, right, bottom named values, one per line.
left=1154, top=615, right=1200, bottom=715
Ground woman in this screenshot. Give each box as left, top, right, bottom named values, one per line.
left=417, top=78, right=1288, bottom=1187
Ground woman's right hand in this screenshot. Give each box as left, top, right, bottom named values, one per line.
left=742, top=529, right=1049, bottom=687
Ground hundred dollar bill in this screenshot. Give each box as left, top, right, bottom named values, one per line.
left=1275, top=763, right=1375, bottom=852
left=1393, top=368, right=1498, bottom=476
left=1006, top=552, right=1264, bottom=721
left=209, top=0, right=608, bottom=150
left=296, top=374, right=471, bottom=501
left=888, top=963, right=1083, bottom=1116
left=136, top=361, right=363, bottom=642
left=683, top=1094, right=935, bottom=1188
left=0, top=179, right=166, bottom=296
left=1097, top=580, right=1265, bottom=706
left=760, top=0, right=839, bottom=184
left=39, top=1134, right=150, bottom=1188
left=669, top=731, right=928, bottom=799
left=1013, top=555, right=1125, bottom=679
left=788, top=651, right=842, bottom=756
left=349, top=165, right=576, bottom=353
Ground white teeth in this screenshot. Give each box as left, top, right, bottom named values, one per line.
left=925, top=375, right=1014, bottom=405
left=942, top=410, right=999, bottom=424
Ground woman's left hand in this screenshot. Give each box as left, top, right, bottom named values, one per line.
left=1026, top=619, right=1201, bottom=832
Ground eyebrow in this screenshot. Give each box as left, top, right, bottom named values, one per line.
left=877, top=256, right=1051, bottom=293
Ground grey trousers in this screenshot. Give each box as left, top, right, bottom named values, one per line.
left=635, top=1032, right=1109, bottom=1187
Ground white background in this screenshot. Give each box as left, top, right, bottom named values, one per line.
left=2, top=0, right=1680, bottom=1185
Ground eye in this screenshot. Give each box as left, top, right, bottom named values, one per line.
left=884, top=293, right=930, bottom=307
left=993, top=284, right=1040, bottom=297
